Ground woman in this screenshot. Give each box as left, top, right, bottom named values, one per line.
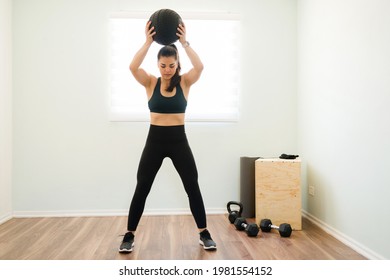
left=119, top=21, right=216, bottom=253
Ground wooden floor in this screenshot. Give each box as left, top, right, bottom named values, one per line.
left=0, top=215, right=366, bottom=260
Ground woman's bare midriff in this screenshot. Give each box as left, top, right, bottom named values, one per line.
left=150, top=112, right=185, bottom=126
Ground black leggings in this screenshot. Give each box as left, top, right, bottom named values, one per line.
left=127, top=125, right=207, bottom=231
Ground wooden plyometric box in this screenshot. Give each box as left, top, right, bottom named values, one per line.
left=255, top=158, right=302, bottom=230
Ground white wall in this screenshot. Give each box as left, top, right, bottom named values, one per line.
left=12, top=0, right=297, bottom=215
left=298, top=0, right=390, bottom=259
left=0, top=0, right=13, bottom=223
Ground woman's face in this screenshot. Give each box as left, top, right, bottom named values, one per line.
left=158, top=56, right=178, bottom=80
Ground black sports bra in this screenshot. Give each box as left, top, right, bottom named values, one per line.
left=148, top=78, right=187, bottom=114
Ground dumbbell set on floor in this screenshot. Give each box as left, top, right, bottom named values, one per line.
left=234, top=217, right=259, bottom=237
left=227, top=201, right=259, bottom=237
left=259, top=219, right=292, bottom=237
left=227, top=201, right=293, bottom=238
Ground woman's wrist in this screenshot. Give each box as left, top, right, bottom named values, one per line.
left=182, top=41, right=190, bottom=48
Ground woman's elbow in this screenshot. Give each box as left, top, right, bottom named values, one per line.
left=129, top=64, right=138, bottom=75
left=197, top=63, right=204, bottom=73
left=129, top=64, right=135, bottom=72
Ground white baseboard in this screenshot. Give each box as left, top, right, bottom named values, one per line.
left=0, top=212, right=13, bottom=225
left=301, top=210, right=385, bottom=260
left=12, top=209, right=128, bottom=218
left=12, top=208, right=226, bottom=218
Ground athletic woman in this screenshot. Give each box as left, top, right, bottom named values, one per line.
left=119, top=21, right=216, bottom=253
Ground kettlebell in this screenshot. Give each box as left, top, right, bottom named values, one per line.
left=226, top=201, right=243, bottom=224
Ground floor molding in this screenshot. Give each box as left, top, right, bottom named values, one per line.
left=0, top=212, right=13, bottom=225
left=11, top=208, right=226, bottom=218
left=301, top=209, right=385, bottom=260
left=12, top=209, right=127, bottom=218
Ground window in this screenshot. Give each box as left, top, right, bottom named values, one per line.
left=109, top=12, right=240, bottom=122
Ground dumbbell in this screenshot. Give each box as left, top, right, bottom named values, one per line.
left=234, top=217, right=259, bottom=237
left=226, top=201, right=243, bottom=224
left=259, top=219, right=292, bottom=237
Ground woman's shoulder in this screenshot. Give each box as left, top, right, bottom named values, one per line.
left=147, top=75, right=159, bottom=89
left=179, top=74, right=191, bottom=89
left=145, top=75, right=159, bottom=99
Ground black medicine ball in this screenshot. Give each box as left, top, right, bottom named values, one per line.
left=149, top=9, right=183, bottom=45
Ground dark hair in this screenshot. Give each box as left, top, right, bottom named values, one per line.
left=157, top=44, right=181, bottom=92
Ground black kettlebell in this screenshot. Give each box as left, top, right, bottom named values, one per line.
left=227, top=201, right=243, bottom=224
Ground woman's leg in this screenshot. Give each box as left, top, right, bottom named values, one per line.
left=127, top=141, right=164, bottom=231
left=170, top=137, right=216, bottom=250
left=170, top=139, right=207, bottom=229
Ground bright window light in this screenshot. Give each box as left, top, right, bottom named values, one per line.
left=109, top=12, right=240, bottom=122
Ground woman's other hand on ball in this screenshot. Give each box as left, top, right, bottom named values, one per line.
left=145, top=21, right=156, bottom=45
left=176, top=23, right=187, bottom=45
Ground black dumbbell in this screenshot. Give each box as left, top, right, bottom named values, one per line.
left=234, top=217, right=259, bottom=237
left=259, top=219, right=292, bottom=237
left=227, top=201, right=243, bottom=224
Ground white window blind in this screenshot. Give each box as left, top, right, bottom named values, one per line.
left=109, top=12, right=240, bottom=122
